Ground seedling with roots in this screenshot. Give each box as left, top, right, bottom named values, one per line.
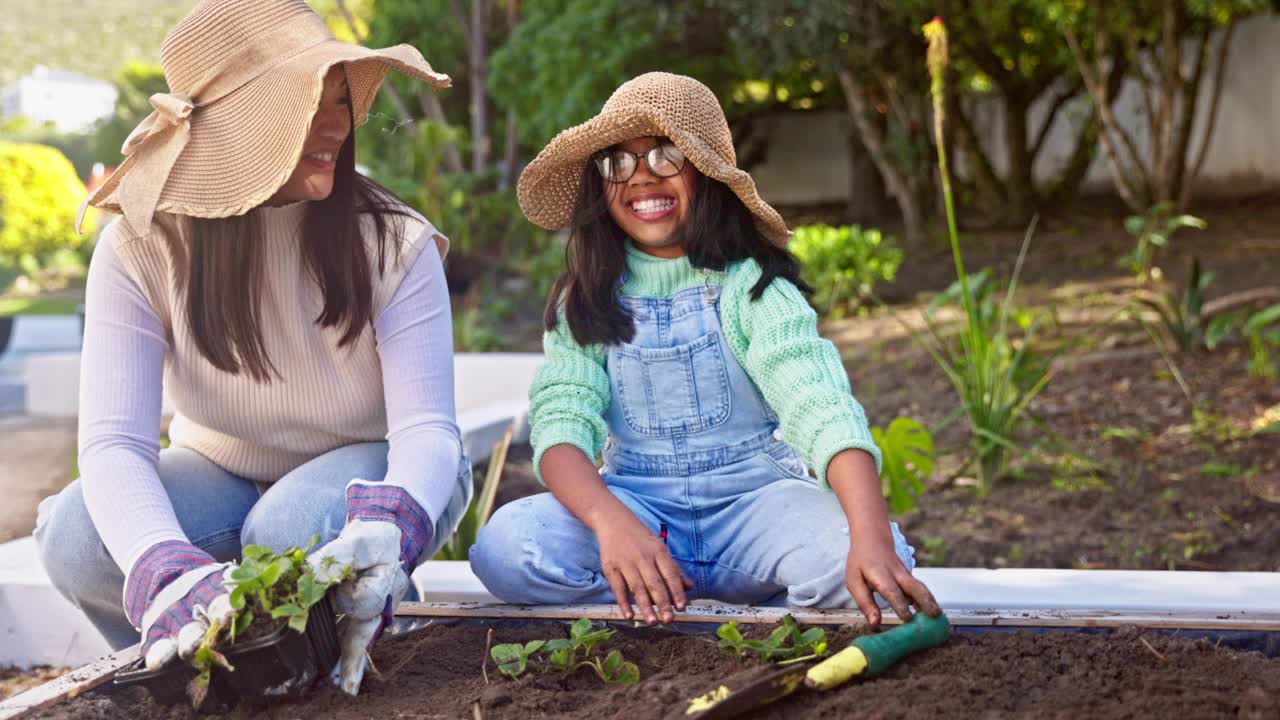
left=490, top=618, right=640, bottom=685
left=186, top=536, right=350, bottom=707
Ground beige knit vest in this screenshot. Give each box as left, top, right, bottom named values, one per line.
left=105, top=202, right=444, bottom=482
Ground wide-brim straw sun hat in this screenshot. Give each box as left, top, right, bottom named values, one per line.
left=81, top=0, right=450, bottom=234
left=516, top=72, right=791, bottom=246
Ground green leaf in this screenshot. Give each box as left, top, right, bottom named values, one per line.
left=523, top=640, right=546, bottom=654
left=1123, top=215, right=1145, bottom=236
left=288, top=613, right=308, bottom=634
left=491, top=644, right=521, bottom=663
left=241, top=545, right=272, bottom=562
left=258, top=557, right=289, bottom=588
left=570, top=618, right=593, bottom=639
left=613, top=661, right=640, bottom=686
left=549, top=648, right=570, bottom=670
left=1205, top=314, right=1238, bottom=350
left=1167, top=214, right=1207, bottom=231
left=1243, top=304, right=1280, bottom=335
left=542, top=638, right=573, bottom=653
left=229, top=586, right=247, bottom=611
left=873, top=417, right=935, bottom=514
left=602, top=649, right=623, bottom=678
left=270, top=603, right=305, bottom=619
left=229, top=565, right=262, bottom=584
left=716, top=622, right=744, bottom=649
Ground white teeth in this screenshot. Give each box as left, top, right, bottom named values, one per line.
left=631, top=198, right=674, bottom=214
left=308, top=152, right=335, bottom=162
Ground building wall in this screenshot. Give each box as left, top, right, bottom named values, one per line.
left=1, top=67, right=116, bottom=133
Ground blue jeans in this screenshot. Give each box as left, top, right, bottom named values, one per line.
left=470, top=453, right=915, bottom=608
left=34, top=442, right=435, bottom=650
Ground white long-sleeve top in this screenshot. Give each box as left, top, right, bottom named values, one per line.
left=78, top=202, right=460, bottom=578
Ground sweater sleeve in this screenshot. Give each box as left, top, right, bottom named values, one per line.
left=78, top=235, right=188, bottom=577
left=373, top=227, right=462, bottom=528
left=527, top=306, right=610, bottom=484
left=720, top=260, right=882, bottom=486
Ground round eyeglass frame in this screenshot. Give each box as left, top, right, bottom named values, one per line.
left=594, top=142, right=687, bottom=183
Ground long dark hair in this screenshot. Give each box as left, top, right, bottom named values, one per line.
left=176, top=131, right=410, bottom=382
left=543, top=160, right=811, bottom=347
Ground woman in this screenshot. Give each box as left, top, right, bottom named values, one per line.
left=34, top=0, right=468, bottom=696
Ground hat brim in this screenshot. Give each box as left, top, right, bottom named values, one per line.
left=516, top=108, right=790, bottom=246
left=88, top=40, right=448, bottom=222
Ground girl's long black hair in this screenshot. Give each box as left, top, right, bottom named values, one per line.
left=543, top=159, right=811, bottom=347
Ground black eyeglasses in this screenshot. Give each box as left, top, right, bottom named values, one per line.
left=594, top=142, right=687, bottom=183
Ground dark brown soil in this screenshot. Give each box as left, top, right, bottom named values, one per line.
left=31, top=620, right=1280, bottom=719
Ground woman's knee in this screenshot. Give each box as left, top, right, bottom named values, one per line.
left=34, top=481, right=119, bottom=599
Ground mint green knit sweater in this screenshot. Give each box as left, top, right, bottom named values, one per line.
left=529, top=243, right=881, bottom=486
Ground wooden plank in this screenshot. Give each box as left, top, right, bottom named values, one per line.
left=394, top=601, right=1280, bottom=631
left=0, top=645, right=138, bottom=720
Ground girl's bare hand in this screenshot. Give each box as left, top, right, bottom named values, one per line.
left=845, top=527, right=941, bottom=627
left=595, top=512, right=693, bottom=624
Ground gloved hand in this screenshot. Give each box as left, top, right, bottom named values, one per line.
left=307, top=481, right=433, bottom=696
left=124, top=540, right=235, bottom=670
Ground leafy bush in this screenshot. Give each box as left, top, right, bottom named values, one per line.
left=0, top=142, right=95, bottom=272
left=0, top=117, right=96, bottom=179
left=790, top=224, right=903, bottom=317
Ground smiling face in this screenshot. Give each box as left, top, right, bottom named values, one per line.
left=602, top=136, right=697, bottom=258
left=269, top=65, right=352, bottom=205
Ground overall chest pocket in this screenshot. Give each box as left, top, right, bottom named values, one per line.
left=610, top=331, right=731, bottom=437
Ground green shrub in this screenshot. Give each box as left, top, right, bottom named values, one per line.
left=0, top=142, right=94, bottom=271
left=0, top=117, right=96, bottom=179
left=789, top=224, right=902, bottom=317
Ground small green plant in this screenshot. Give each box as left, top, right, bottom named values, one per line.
left=871, top=417, right=935, bottom=514
left=435, top=426, right=512, bottom=561
left=790, top=224, right=903, bottom=318
left=1207, top=303, right=1280, bottom=379
left=716, top=615, right=829, bottom=665
left=1200, top=462, right=1257, bottom=478
left=1120, top=202, right=1206, bottom=284
left=918, top=19, right=1055, bottom=496
left=188, top=537, right=347, bottom=707
left=1100, top=426, right=1152, bottom=442
left=490, top=618, right=639, bottom=685
left=1136, top=257, right=1213, bottom=353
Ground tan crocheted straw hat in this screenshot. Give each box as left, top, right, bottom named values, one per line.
left=80, top=0, right=450, bottom=234
left=517, top=72, right=790, bottom=245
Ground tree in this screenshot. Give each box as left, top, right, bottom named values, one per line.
left=1064, top=0, right=1269, bottom=212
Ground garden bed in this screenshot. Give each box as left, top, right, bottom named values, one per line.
left=27, top=619, right=1280, bottom=719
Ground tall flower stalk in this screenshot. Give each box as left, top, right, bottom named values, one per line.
left=918, top=17, right=1055, bottom=495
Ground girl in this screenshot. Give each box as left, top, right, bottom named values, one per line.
left=471, top=72, right=940, bottom=627
left=35, top=0, right=468, bottom=695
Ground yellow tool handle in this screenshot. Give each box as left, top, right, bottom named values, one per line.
left=805, top=612, right=950, bottom=690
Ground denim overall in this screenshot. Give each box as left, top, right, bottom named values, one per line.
left=472, top=273, right=914, bottom=607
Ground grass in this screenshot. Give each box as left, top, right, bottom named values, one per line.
left=0, top=297, right=81, bottom=316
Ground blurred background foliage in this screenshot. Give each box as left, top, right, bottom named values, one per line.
left=1, top=0, right=1275, bottom=348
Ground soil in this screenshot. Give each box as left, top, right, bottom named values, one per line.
left=30, top=619, right=1280, bottom=719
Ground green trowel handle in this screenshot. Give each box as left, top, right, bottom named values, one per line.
left=852, top=612, right=950, bottom=676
